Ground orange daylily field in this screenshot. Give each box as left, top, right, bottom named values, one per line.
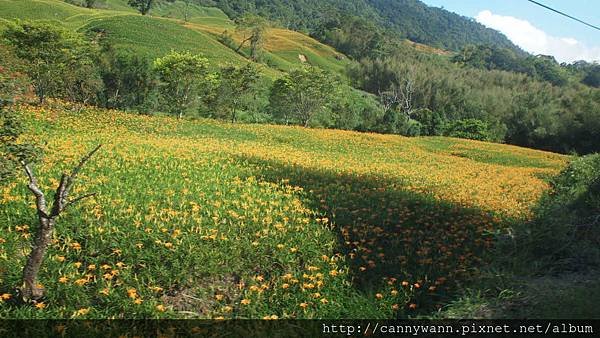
left=0, top=102, right=568, bottom=318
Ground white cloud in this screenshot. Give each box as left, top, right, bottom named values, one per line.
left=475, top=10, right=600, bottom=64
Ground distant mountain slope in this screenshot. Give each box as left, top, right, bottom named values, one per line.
left=208, top=0, right=522, bottom=53
left=0, top=0, right=349, bottom=76
left=365, top=0, right=521, bottom=52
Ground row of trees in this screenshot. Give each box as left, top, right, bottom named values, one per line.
left=0, top=21, right=364, bottom=128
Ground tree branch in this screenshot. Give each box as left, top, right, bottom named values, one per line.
left=70, top=144, right=102, bottom=181
left=21, top=162, right=49, bottom=219
left=63, top=192, right=97, bottom=210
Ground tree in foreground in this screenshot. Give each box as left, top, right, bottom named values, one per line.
left=269, top=66, right=340, bottom=127
left=153, top=51, right=211, bottom=118
left=19, top=145, right=101, bottom=301
left=204, top=63, right=261, bottom=123
left=128, top=0, right=154, bottom=15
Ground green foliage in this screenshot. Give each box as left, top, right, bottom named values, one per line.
left=208, top=0, right=520, bottom=53
left=2, top=21, right=103, bottom=104
left=314, top=15, right=386, bottom=59
left=0, top=46, right=40, bottom=183
left=217, top=30, right=237, bottom=50
left=153, top=51, right=211, bottom=118
left=0, top=44, right=28, bottom=107
left=0, top=108, right=41, bottom=184
left=580, top=64, right=600, bottom=88
left=349, top=45, right=600, bottom=154
left=513, top=154, right=600, bottom=273
left=0, top=46, right=38, bottom=189
left=269, top=66, right=341, bottom=127
left=128, top=0, right=154, bottom=15
left=85, top=0, right=99, bottom=8
left=234, top=14, right=269, bottom=62
left=203, top=63, right=261, bottom=122
left=453, top=45, right=571, bottom=87
left=328, top=88, right=384, bottom=131
left=98, top=45, right=157, bottom=112
left=443, top=119, right=492, bottom=141
left=63, top=0, right=105, bottom=8
left=412, top=108, right=446, bottom=136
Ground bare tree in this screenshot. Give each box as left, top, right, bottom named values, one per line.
left=20, top=145, right=101, bottom=301
left=378, top=88, right=400, bottom=115
left=397, top=75, right=415, bottom=118
left=378, top=72, right=416, bottom=118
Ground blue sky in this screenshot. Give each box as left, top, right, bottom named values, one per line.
left=420, top=0, right=600, bottom=63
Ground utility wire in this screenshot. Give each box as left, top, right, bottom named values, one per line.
left=527, top=0, right=600, bottom=31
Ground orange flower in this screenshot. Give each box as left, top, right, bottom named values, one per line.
left=127, top=288, right=138, bottom=299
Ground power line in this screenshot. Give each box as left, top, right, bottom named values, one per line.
left=527, top=0, right=600, bottom=31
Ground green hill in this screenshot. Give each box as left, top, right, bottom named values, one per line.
left=0, top=0, right=350, bottom=76
left=206, top=0, right=522, bottom=53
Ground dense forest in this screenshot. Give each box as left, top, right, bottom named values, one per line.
left=206, top=0, right=522, bottom=53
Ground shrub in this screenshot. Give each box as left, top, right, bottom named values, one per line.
left=514, top=154, right=600, bottom=273
left=444, top=118, right=492, bottom=141
left=412, top=108, right=446, bottom=136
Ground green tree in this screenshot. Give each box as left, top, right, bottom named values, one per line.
left=444, top=118, right=492, bottom=141
left=153, top=51, right=211, bottom=118
left=84, top=0, right=98, bottom=8
left=235, top=14, right=269, bottom=62
left=412, top=108, right=446, bottom=136
left=98, top=43, right=157, bottom=111
left=128, top=0, right=154, bottom=15
left=2, top=21, right=102, bottom=104
left=269, top=66, right=340, bottom=127
left=582, top=66, right=600, bottom=88
left=204, top=63, right=261, bottom=123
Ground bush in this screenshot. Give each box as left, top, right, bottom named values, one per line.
left=444, top=118, right=492, bottom=141
left=412, top=108, right=446, bottom=136
left=99, top=49, right=157, bottom=112
left=514, top=154, right=600, bottom=273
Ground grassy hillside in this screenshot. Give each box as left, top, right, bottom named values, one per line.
left=0, top=0, right=349, bottom=76
left=0, top=102, right=567, bottom=318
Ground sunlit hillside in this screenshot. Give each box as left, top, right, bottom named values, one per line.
left=0, top=0, right=349, bottom=76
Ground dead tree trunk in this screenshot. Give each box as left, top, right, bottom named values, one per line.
left=20, top=144, right=101, bottom=301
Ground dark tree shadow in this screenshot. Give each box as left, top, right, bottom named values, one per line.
left=237, top=155, right=504, bottom=315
